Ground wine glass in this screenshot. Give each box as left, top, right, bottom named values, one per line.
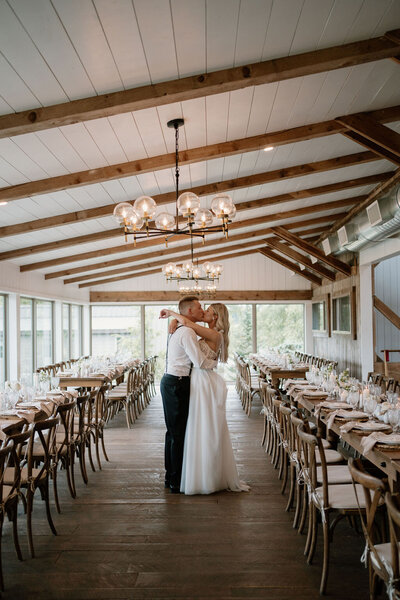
left=387, top=409, right=400, bottom=433
left=51, top=376, right=60, bottom=390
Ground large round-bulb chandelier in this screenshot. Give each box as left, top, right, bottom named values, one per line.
left=112, top=118, right=236, bottom=296
left=112, top=118, right=236, bottom=246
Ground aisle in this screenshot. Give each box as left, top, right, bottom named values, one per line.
left=3, top=387, right=368, bottom=599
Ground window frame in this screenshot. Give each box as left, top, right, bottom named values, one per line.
left=0, top=294, right=7, bottom=384
left=332, top=293, right=352, bottom=335
left=312, top=300, right=327, bottom=333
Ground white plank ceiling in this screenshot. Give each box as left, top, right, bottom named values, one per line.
left=0, top=0, right=400, bottom=291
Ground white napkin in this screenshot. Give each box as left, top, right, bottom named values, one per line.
left=361, top=432, right=400, bottom=453
left=340, top=420, right=391, bottom=434
left=283, top=378, right=307, bottom=391
left=326, top=409, right=368, bottom=430
left=295, top=390, right=328, bottom=403
left=15, top=410, right=36, bottom=423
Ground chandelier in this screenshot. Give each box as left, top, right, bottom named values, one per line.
left=112, top=118, right=236, bottom=297
left=112, top=118, right=236, bottom=246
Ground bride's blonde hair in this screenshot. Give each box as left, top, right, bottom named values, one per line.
left=209, top=303, right=230, bottom=363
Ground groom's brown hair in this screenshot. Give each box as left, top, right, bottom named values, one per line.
left=178, top=295, right=199, bottom=315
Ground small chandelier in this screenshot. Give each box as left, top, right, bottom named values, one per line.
left=163, top=259, right=222, bottom=298
left=112, top=118, right=236, bottom=247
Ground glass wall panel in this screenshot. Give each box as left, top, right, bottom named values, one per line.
left=91, top=305, right=141, bottom=357
left=62, top=303, right=70, bottom=360
left=71, top=304, right=82, bottom=357
left=256, top=304, right=304, bottom=352
left=212, top=304, right=253, bottom=381
left=36, top=300, right=53, bottom=368
left=145, top=305, right=177, bottom=382
left=0, top=295, right=5, bottom=385
left=20, top=297, right=34, bottom=381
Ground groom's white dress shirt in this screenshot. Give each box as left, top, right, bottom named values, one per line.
left=166, top=326, right=216, bottom=377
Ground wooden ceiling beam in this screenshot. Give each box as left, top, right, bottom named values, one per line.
left=0, top=167, right=387, bottom=239
left=47, top=224, right=330, bottom=280
left=258, top=248, right=322, bottom=285
left=0, top=107, right=397, bottom=206
left=340, top=130, right=400, bottom=165
left=271, top=226, right=352, bottom=275
left=64, top=229, right=326, bottom=285
left=16, top=200, right=352, bottom=271
left=336, top=113, right=400, bottom=160
left=264, top=238, right=336, bottom=281
left=65, top=241, right=265, bottom=285
left=90, top=290, right=313, bottom=302
left=78, top=248, right=260, bottom=289
left=317, top=167, right=400, bottom=244
left=1, top=31, right=399, bottom=140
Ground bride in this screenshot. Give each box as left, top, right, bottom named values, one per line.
left=160, top=303, right=249, bottom=495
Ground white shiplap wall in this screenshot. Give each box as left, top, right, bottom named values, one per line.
left=374, top=254, right=400, bottom=362
left=0, top=260, right=89, bottom=303
left=93, top=252, right=311, bottom=292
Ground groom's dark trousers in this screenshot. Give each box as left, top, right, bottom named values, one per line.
left=160, top=373, right=191, bottom=489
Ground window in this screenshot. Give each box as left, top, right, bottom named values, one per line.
left=20, top=297, right=34, bottom=381
left=91, top=305, right=141, bottom=357
left=145, top=305, right=177, bottom=382
left=36, top=300, right=53, bottom=368
left=332, top=295, right=351, bottom=333
left=256, top=304, right=304, bottom=351
left=71, top=304, right=82, bottom=358
left=20, top=297, right=54, bottom=380
left=312, top=301, right=326, bottom=332
left=0, top=295, right=6, bottom=385
left=62, top=303, right=70, bottom=360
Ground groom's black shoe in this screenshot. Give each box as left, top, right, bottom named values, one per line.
left=170, top=486, right=181, bottom=494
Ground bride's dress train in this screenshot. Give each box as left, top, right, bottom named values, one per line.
left=180, top=339, right=249, bottom=495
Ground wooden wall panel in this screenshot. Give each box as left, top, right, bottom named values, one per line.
left=312, top=274, right=361, bottom=378
left=374, top=254, right=400, bottom=363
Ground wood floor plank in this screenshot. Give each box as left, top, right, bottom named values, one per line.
left=1, top=386, right=369, bottom=599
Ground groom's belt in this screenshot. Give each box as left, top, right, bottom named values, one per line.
left=163, top=373, right=191, bottom=380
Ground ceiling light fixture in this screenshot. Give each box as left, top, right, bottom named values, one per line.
left=113, top=118, right=236, bottom=247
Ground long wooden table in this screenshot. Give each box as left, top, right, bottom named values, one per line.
left=295, top=393, right=400, bottom=491
left=257, top=364, right=309, bottom=388
left=58, top=375, right=108, bottom=389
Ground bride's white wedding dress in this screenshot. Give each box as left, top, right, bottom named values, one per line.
left=180, top=335, right=249, bottom=495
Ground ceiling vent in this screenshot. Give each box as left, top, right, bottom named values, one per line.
left=338, top=226, right=349, bottom=247
left=367, top=200, right=383, bottom=227
left=322, top=238, right=331, bottom=255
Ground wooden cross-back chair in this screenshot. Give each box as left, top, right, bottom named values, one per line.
left=348, top=458, right=389, bottom=600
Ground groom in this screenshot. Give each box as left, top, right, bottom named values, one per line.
left=160, top=296, right=216, bottom=493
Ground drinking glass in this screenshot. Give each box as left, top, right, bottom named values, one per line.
left=388, top=409, right=400, bottom=433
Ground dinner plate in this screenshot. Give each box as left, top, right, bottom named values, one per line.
left=352, top=421, right=391, bottom=431
left=335, top=410, right=369, bottom=421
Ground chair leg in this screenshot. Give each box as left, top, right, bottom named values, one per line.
left=280, top=453, right=288, bottom=494
left=0, top=515, right=4, bottom=591
left=261, top=416, right=267, bottom=446
left=100, top=429, right=110, bottom=462
left=26, top=490, right=35, bottom=558
left=53, top=462, right=61, bottom=514
left=293, top=478, right=302, bottom=529
left=304, top=500, right=314, bottom=558
left=42, top=480, right=57, bottom=537
left=78, top=441, right=89, bottom=484
left=285, top=463, right=295, bottom=510
left=320, top=517, right=331, bottom=595
left=66, top=451, right=76, bottom=499
left=95, top=430, right=102, bottom=470
left=87, top=435, right=96, bottom=472
left=298, top=485, right=308, bottom=534
left=10, top=506, right=23, bottom=561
